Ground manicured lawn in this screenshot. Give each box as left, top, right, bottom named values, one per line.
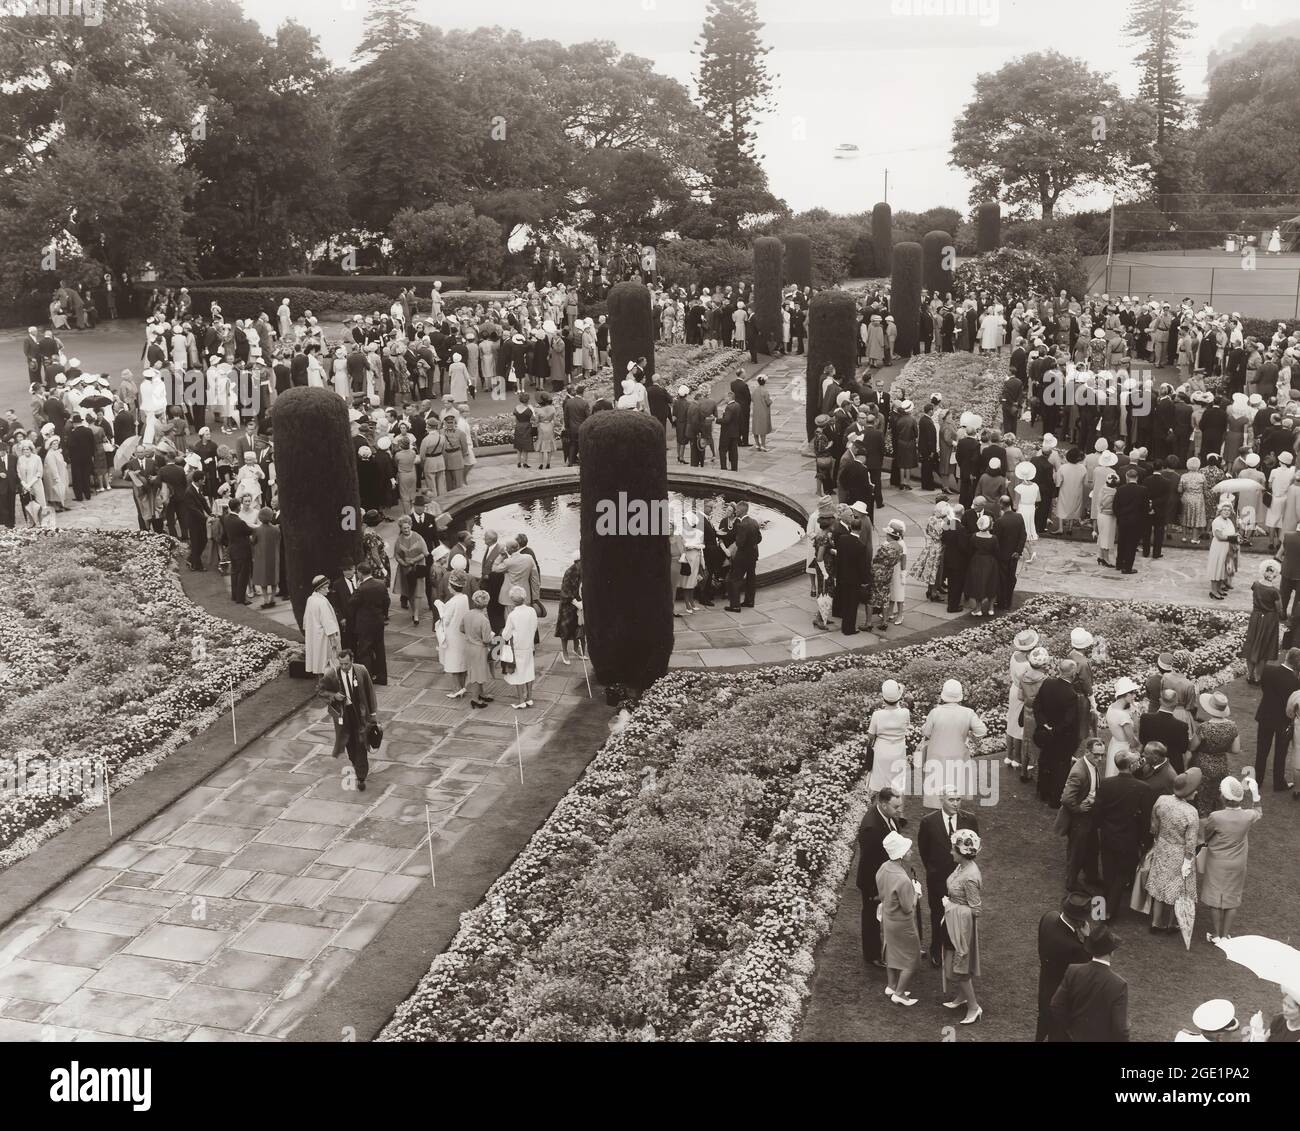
left=799, top=675, right=1300, bottom=1043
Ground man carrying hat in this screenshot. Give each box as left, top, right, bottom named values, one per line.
left=1035, top=891, right=1093, bottom=1041
left=919, top=787, right=979, bottom=967
left=1049, top=925, right=1128, bottom=1041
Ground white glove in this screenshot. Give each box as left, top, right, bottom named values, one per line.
left=912, top=880, right=923, bottom=897
left=1181, top=858, right=1192, bottom=878
left=941, top=896, right=952, bottom=911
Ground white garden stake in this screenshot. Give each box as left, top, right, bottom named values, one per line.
left=425, top=805, right=436, bottom=887
left=514, top=713, right=524, bottom=784
left=100, top=759, right=113, bottom=839
left=229, top=672, right=237, bottom=743
left=579, top=651, right=592, bottom=698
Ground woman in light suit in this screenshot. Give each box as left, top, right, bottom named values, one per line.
left=502, top=585, right=539, bottom=710
left=876, top=831, right=923, bottom=1006
left=439, top=570, right=470, bottom=698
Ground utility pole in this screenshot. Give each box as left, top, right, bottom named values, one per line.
left=1106, top=195, right=1116, bottom=295
left=884, top=169, right=889, bottom=204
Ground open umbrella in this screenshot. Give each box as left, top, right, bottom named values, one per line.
left=78, top=394, right=112, bottom=411
left=1216, top=936, right=1300, bottom=996
left=112, top=434, right=141, bottom=474
left=1212, top=478, right=1260, bottom=495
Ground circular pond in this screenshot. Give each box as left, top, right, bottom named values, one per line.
left=464, top=488, right=806, bottom=580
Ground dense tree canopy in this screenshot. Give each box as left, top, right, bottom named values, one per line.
left=950, top=51, right=1154, bottom=219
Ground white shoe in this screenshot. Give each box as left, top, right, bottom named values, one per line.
left=447, top=688, right=466, bottom=699
left=891, top=993, right=919, bottom=1007
left=559, top=655, right=571, bottom=665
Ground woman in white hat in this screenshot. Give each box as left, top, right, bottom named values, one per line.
left=1207, top=498, right=1239, bottom=600
left=918, top=679, right=989, bottom=809
left=1013, top=460, right=1040, bottom=562
left=876, top=830, right=923, bottom=1006
left=1267, top=451, right=1297, bottom=553
left=1006, top=628, right=1039, bottom=770
left=1199, top=770, right=1262, bottom=943
left=868, top=681, right=911, bottom=795
left=870, top=518, right=909, bottom=629
left=1104, top=676, right=1141, bottom=778
left=303, top=574, right=341, bottom=675
left=1095, top=465, right=1119, bottom=566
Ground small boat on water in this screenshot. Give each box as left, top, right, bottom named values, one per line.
left=832, top=143, right=860, bottom=160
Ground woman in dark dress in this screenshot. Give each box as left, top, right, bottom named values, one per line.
left=1242, top=559, right=1283, bottom=683
left=964, top=515, right=999, bottom=616
left=556, top=554, right=584, bottom=662
left=513, top=393, right=535, bottom=469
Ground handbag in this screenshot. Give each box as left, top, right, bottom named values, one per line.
left=1195, top=845, right=1208, bottom=875
left=532, top=599, right=548, bottom=619
left=365, top=720, right=384, bottom=749
left=679, top=556, right=691, bottom=577
left=498, top=642, right=514, bottom=665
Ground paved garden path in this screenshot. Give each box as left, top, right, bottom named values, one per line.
left=0, top=645, right=595, bottom=1041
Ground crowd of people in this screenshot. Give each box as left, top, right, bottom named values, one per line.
left=853, top=618, right=1296, bottom=1040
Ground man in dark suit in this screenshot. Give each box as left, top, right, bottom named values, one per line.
left=1092, top=753, right=1154, bottom=922
left=219, top=506, right=254, bottom=604
left=1137, top=688, right=1191, bottom=773
left=1058, top=738, right=1105, bottom=891
left=317, top=651, right=377, bottom=792
left=1256, top=648, right=1300, bottom=790
left=942, top=508, right=970, bottom=613
left=993, top=500, right=1026, bottom=609
left=857, top=420, right=886, bottom=511
left=724, top=502, right=761, bottom=610
left=833, top=504, right=870, bottom=634
left=918, top=404, right=939, bottom=490
left=919, top=789, right=979, bottom=965
left=409, top=495, right=438, bottom=552
left=563, top=385, right=590, bottom=465
left=1036, top=891, right=1092, bottom=1041
left=717, top=394, right=740, bottom=472
left=856, top=787, right=906, bottom=966
left=646, top=378, right=672, bottom=435
left=1050, top=926, right=1129, bottom=1041
left=178, top=473, right=211, bottom=572
left=1112, top=466, right=1150, bottom=574
left=836, top=445, right=871, bottom=509
left=1135, top=741, right=1178, bottom=796
left=729, top=373, right=752, bottom=446
left=1141, top=461, right=1173, bottom=559
left=348, top=562, right=391, bottom=686
left=331, top=563, right=360, bottom=651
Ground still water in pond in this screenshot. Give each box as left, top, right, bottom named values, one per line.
left=467, top=490, right=805, bottom=577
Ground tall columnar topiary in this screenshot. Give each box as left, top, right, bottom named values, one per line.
left=976, top=201, right=1001, bottom=253
left=805, top=290, right=859, bottom=439
left=783, top=232, right=812, bottom=290
left=871, top=201, right=892, bottom=277
left=606, top=280, right=656, bottom=382
left=922, top=230, right=955, bottom=297
left=751, top=235, right=784, bottom=353
left=890, top=241, right=923, bottom=360
left=271, top=387, right=362, bottom=628
left=579, top=411, right=673, bottom=692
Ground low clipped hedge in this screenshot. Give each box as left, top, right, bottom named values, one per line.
left=180, top=286, right=508, bottom=324
left=182, top=274, right=466, bottom=294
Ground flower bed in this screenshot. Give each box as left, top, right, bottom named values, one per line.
left=0, top=529, right=289, bottom=869
left=468, top=346, right=744, bottom=447
left=381, top=596, right=1244, bottom=1042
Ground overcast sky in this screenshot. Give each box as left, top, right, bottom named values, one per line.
left=247, top=0, right=1293, bottom=216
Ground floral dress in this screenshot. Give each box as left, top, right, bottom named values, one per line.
left=1147, top=793, right=1198, bottom=919
left=942, top=860, right=982, bottom=978
left=556, top=560, right=583, bottom=643
left=1190, top=718, right=1237, bottom=820
left=907, top=514, right=945, bottom=586
left=1201, top=465, right=1226, bottom=515
left=1179, top=470, right=1206, bottom=530
left=870, top=538, right=906, bottom=611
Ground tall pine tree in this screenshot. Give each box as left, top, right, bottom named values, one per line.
left=1125, top=0, right=1196, bottom=201
left=694, top=0, right=783, bottom=237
